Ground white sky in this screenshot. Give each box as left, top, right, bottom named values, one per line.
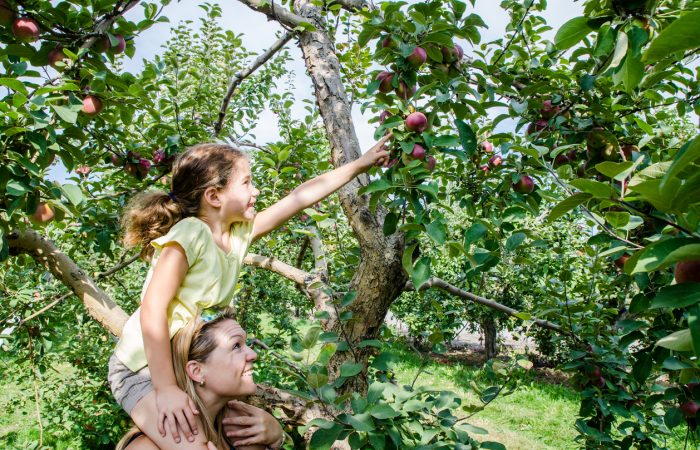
left=49, top=1, right=583, bottom=181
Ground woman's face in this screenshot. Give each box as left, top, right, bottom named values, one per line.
left=200, top=319, right=258, bottom=397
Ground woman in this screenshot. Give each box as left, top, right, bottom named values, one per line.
left=115, top=310, right=285, bottom=449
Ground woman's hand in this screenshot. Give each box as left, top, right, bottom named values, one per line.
left=354, top=133, right=393, bottom=173
left=155, top=384, right=199, bottom=443
left=222, top=400, right=284, bottom=448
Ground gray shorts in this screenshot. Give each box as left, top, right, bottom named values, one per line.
left=108, top=353, right=153, bottom=415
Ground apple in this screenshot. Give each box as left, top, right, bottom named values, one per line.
left=125, top=163, right=138, bottom=176
left=379, top=110, right=391, bottom=123
left=488, top=155, right=503, bottom=167
left=380, top=35, right=395, bottom=49
left=0, top=0, right=15, bottom=27
left=387, top=158, right=398, bottom=169
left=109, top=34, right=126, bottom=54
left=441, top=45, right=460, bottom=63
left=553, top=153, right=569, bottom=167
left=407, top=46, right=427, bottom=68
left=93, top=35, right=111, bottom=53
left=47, top=46, right=70, bottom=70
left=480, top=141, right=493, bottom=153
left=614, top=255, right=629, bottom=269
left=12, top=17, right=40, bottom=42
left=526, top=119, right=549, bottom=136
left=152, top=149, right=166, bottom=165
left=81, top=95, right=103, bottom=116
left=395, top=80, right=415, bottom=101
left=540, top=99, right=560, bottom=119
left=680, top=401, right=699, bottom=418
left=479, top=164, right=489, bottom=174
left=405, top=112, right=428, bottom=132
left=426, top=155, right=436, bottom=171
left=376, top=71, right=394, bottom=93
left=411, top=144, right=426, bottom=160
left=138, top=158, right=152, bottom=176
left=75, top=165, right=91, bottom=176
left=675, top=260, right=700, bottom=284
left=513, top=174, right=535, bottom=194
left=594, top=376, right=606, bottom=388
left=454, top=44, right=464, bottom=60
left=111, top=153, right=123, bottom=166
left=31, top=202, right=54, bottom=223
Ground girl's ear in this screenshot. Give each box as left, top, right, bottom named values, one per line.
left=203, top=186, right=221, bottom=208
left=186, top=360, right=204, bottom=384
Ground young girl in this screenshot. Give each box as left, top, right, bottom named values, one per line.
left=108, top=137, right=391, bottom=450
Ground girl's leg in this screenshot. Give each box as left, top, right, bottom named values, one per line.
left=130, top=391, right=209, bottom=450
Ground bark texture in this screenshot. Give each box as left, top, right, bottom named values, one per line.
left=482, top=318, right=499, bottom=360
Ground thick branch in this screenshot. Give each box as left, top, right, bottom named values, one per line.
left=7, top=229, right=128, bottom=336
left=407, top=277, right=567, bottom=335
left=235, top=0, right=306, bottom=28
left=214, top=32, right=295, bottom=136
left=309, top=229, right=328, bottom=282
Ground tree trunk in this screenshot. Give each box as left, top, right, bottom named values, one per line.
left=291, top=0, right=407, bottom=394
left=482, top=318, right=498, bottom=360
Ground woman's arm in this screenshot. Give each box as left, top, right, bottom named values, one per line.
left=140, top=244, right=199, bottom=443
left=252, top=134, right=392, bottom=240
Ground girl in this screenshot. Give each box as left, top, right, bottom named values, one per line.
left=109, top=137, right=391, bottom=449
left=116, top=309, right=283, bottom=450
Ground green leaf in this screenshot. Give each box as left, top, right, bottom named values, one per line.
left=411, top=256, right=431, bottom=289
left=425, top=220, right=447, bottom=245
left=643, top=10, right=700, bottom=64
left=650, top=284, right=700, bottom=310
left=360, top=178, right=392, bottom=195
left=690, top=306, right=700, bottom=357
left=339, top=362, right=363, bottom=377
left=5, top=180, right=32, bottom=197
left=569, top=179, right=612, bottom=199
left=343, top=413, right=375, bottom=432
left=455, top=119, right=477, bottom=156
left=605, top=211, right=630, bottom=228
left=547, top=193, right=592, bottom=221
left=506, top=232, right=527, bottom=251
left=554, top=16, right=593, bottom=50
left=0, top=77, right=29, bottom=95
left=61, top=183, right=83, bottom=206
left=594, top=161, right=635, bottom=181
left=664, top=407, right=684, bottom=429
left=626, top=238, right=699, bottom=274
left=661, top=136, right=700, bottom=192
left=309, top=423, right=343, bottom=450
left=662, top=244, right=700, bottom=267
left=464, top=222, right=488, bottom=245
left=481, top=443, right=507, bottom=450
left=302, top=326, right=322, bottom=349
left=367, top=404, right=399, bottom=419
left=656, top=329, right=693, bottom=352
left=52, top=105, right=79, bottom=124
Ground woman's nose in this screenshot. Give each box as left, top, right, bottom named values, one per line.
left=247, top=348, right=257, bottom=361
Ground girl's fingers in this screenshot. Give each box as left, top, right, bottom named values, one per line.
left=188, top=397, right=200, bottom=416
left=166, top=415, right=180, bottom=443
left=183, top=408, right=198, bottom=436
left=175, top=410, right=195, bottom=442
left=158, top=413, right=166, bottom=437
left=206, top=442, right=218, bottom=450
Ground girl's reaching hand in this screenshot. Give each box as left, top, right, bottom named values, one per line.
left=155, top=384, right=199, bottom=443
left=355, top=133, right=393, bottom=173
left=222, top=400, right=284, bottom=448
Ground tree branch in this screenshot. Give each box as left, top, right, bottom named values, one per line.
left=309, top=228, right=329, bottom=282
left=214, top=31, right=295, bottom=137
left=406, top=277, right=568, bottom=335
left=234, top=0, right=306, bottom=28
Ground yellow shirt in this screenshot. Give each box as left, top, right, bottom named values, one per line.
left=115, top=217, right=254, bottom=372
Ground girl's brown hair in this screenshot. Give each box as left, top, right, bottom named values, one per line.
left=121, top=143, right=246, bottom=260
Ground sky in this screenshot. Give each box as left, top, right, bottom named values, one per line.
left=49, top=0, right=584, bottom=181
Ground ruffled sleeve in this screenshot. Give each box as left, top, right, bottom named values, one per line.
left=151, top=218, right=205, bottom=266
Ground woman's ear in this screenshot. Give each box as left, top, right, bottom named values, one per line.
left=186, top=360, right=204, bottom=384
left=202, top=186, right=221, bottom=208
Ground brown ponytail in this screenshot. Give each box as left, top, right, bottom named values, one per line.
left=121, top=143, right=246, bottom=261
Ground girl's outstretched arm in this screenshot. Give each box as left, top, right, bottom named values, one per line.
left=140, top=244, right=199, bottom=444
left=252, top=133, right=392, bottom=240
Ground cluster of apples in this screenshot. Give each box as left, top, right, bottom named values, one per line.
left=109, top=149, right=175, bottom=180
left=0, top=0, right=128, bottom=118
left=475, top=140, right=535, bottom=194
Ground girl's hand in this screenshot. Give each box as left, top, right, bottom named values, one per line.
left=156, top=385, right=199, bottom=443
left=222, top=400, right=284, bottom=448
left=354, top=133, right=393, bottom=173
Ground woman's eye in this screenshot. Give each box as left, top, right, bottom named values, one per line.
left=233, top=343, right=241, bottom=350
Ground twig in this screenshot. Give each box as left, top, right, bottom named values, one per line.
left=492, top=1, right=534, bottom=67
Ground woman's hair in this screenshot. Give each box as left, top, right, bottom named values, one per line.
left=171, top=309, right=237, bottom=449
left=121, top=143, right=246, bottom=260
left=115, top=309, right=236, bottom=450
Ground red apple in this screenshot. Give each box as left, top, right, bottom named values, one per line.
left=405, top=112, right=428, bottom=133
left=411, top=144, right=426, bottom=160
left=480, top=141, right=493, bottom=153
left=675, top=260, right=700, bottom=284
left=47, top=46, right=70, bottom=70
left=540, top=99, right=560, bottom=119
left=441, top=45, right=460, bottom=63
left=380, top=35, right=395, bottom=49
left=479, top=164, right=489, bottom=173
left=138, top=158, right=152, bottom=176
left=426, top=155, right=436, bottom=171
left=553, top=153, right=569, bottom=167
left=513, top=174, right=535, bottom=194
left=376, top=71, right=394, bottom=93
left=0, top=0, right=15, bottom=27
left=407, top=46, right=427, bottom=68
left=527, top=119, right=549, bottom=136
left=387, top=158, right=398, bottom=169
left=31, top=202, right=54, bottom=223
left=594, top=377, right=606, bottom=388
left=93, top=35, right=111, bottom=53
left=111, top=153, right=123, bottom=166
left=680, top=401, right=699, bottom=418
left=12, top=17, right=40, bottom=42
left=488, top=155, right=503, bottom=167
left=455, top=44, right=464, bottom=60
left=125, top=163, right=138, bottom=176
left=75, top=165, right=91, bottom=176
left=152, top=149, right=166, bottom=165
left=587, top=366, right=602, bottom=379
left=379, top=110, right=391, bottom=123
left=109, top=34, right=126, bottom=54
left=614, top=255, right=629, bottom=269
left=81, top=95, right=103, bottom=116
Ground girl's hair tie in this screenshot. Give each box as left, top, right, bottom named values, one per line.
left=167, top=192, right=178, bottom=202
